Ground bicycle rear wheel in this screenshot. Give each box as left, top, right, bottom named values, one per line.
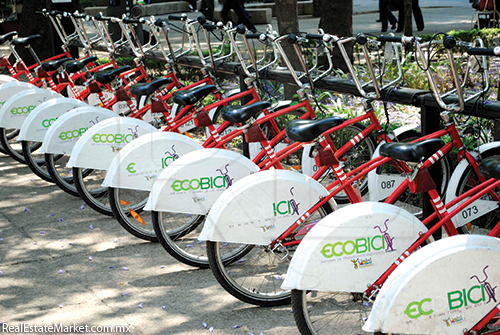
left=109, top=187, right=157, bottom=241
left=205, top=203, right=332, bottom=307
left=0, top=127, right=41, bottom=164
left=45, top=153, right=81, bottom=197
left=73, top=167, right=113, bottom=216
left=291, top=289, right=372, bottom=335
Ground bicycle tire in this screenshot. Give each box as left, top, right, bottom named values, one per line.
left=0, top=127, right=42, bottom=164
left=0, top=128, right=19, bottom=154
left=45, top=153, right=81, bottom=197
left=206, top=203, right=333, bottom=307
left=453, top=153, right=500, bottom=236
left=21, top=140, right=55, bottom=182
left=109, top=186, right=158, bottom=242
left=291, top=289, right=372, bottom=335
left=73, top=167, right=113, bottom=216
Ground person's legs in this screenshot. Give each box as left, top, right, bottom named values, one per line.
left=221, top=0, right=232, bottom=23
left=395, top=0, right=404, bottom=32
left=379, top=0, right=389, bottom=31
left=231, top=0, right=257, bottom=31
left=388, top=6, right=398, bottom=28
left=201, top=0, right=215, bottom=21
left=412, top=0, right=424, bottom=30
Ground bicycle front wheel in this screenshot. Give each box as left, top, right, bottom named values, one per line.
left=73, top=167, right=113, bottom=216
left=0, top=127, right=41, bottom=164
left=291, top=289, right=372, bottom=335
left=109, top=187, right=157, bottom=241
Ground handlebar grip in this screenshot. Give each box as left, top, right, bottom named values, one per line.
left=154, top=18, right=165, bottom=27
left=122, top=17, right=144, bottom=24
left=197, top=16, right=207, bottom=25
left=467, top=47, right=500, bottom=56
left=442, top=35, right=456, bottom=49
left=378, top=35, right=403, bottom=43
left=203, top=23, right=217, bottom=31
left=94, top=13, right=112, bottom=21
left=305, top=33, right=324, bottom=40
left=168, top=15, right=185, bottom=21
left=287, top=33, right=299, bottom=44
left=356, top=33, right=368, bottom=45
left=236, top=24, right=246, bottom=34
left=73, top=12, right=86, bottom=19
left=245, top=33, right=261, bottom=39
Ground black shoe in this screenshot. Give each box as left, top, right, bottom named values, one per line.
left=391, top=23, right=397, bottom=30
left=376, top=19, right=381, bottom=22
left=381, top=28, right=388, bottom=32
left=417, top=26, right=424, bottom=31
left=396, top=29, right=403, bottom=32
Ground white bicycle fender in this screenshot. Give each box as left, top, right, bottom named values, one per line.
left=40, top=106, right=118, bottom=154
left=0, top=81, right=37, bottom=106
left=102, top=132, right=203, bottom=191
left=198, top=169, right=335, bottom=245
left=445, top=143, right=500, bottom=227
left=0, top=75, right=18, bottom=85
left=144, top=148, right=259, bottom=214
left=364, top=235, right=500, bottom=335
left=281, top=202, right=427, bottom=292
left=17, top=98, right=87, bottom=142
left=0, top=89, right=62, bottom=129
left=67, top=117, right=157, bottom=170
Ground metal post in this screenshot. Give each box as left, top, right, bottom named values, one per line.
left=420, top=98, right=442, bottom=239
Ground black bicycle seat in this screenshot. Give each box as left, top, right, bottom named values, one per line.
left=130, top=77, right=173, bottom=97
left=0, top=32, right=17, bottom=45
left=220, top=101, right=271, bottom=123
left=172, top=85, right=216, bottom=106
left=41, top=57, right=72, bottom=72
left=64, top=56, right=98, bottom=73
left=380, top=138, right=444, bottom=163
left=479, top=156, right=500, bottom=180
left=12, top=34, right=42, bottom=46
left=286, top=117, right=344, bottom=142
left=95, top=66, right=132, bottom=85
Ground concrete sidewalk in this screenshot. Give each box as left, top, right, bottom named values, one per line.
left=0, top=2, right=484, bottom=335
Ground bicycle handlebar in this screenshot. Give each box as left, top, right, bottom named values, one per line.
left=305, top=33, right=323, bottom=40
left=378, top=35, right=415, bottom=44
left=468, top=46, right=500, bottom=56
left=245, top=33, right=262, bottom=39
left=122, top=17, right=146, bottom=24
left=168, top=14, right=187, bottom=21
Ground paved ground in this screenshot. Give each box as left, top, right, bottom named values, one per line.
left=0, top=1, right=482, bottom=335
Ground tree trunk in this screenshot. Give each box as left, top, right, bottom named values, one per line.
left=275, top=0, right=300, bottom=100
left=313, top=0, right=321, bottom=17
left=404, top=0, right=413, bottom=36
left=318, top=0, right=353, bottom=73
left=13, top=1, right=53, bottom=67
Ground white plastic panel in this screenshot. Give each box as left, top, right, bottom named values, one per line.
left=0, top=81, right=37, bottom=107
left=145, top=148, right=259, bottom=214
left=40, top=106, right=119, bottom=154
left=281, top=202, right=426, bottom=292
left=17, top=98, right=87, bottom=142
left=364, top=235, right=500, bottom=335
left=0, top=89, right=62, bottom=128
left=102, top=132, right=203, bottom=191
left=198, top=169, right=333, bottom=245
left=67, top=117, right=158, bottom=170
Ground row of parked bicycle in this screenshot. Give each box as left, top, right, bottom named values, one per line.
left=0, top=8, right=498, bottom=334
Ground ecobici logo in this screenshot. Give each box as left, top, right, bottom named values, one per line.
left=404, top=265, right=497, bottom=320
left=170, top=164, right=233, bottom=192
left=11, top=105, right=36, bottom=115
left=404, top=298, right=434, bottom=319
left=320, top=219, right=393, bottom=259
left=42, top=117, right=58, bottom=128
left=273, top=187, right=300, bottom=217
left=92, top=125, right=139, bottom=144
left=126, top=145, right=180, bottom=174
left=59, top=117, right=101, bottom=141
